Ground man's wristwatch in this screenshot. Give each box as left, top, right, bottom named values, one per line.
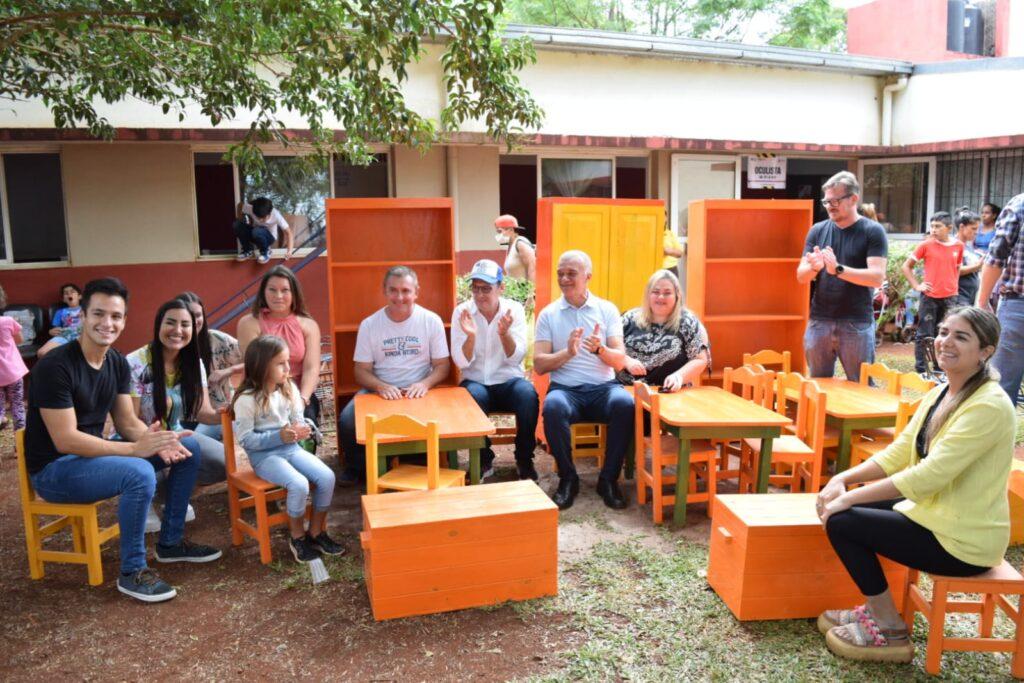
left=592, top=345, right=604, bottom=356
left=835, top=264, right=845, bottom=275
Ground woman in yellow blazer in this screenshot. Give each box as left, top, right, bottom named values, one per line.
left=815, top=306, right=1016, bottom=663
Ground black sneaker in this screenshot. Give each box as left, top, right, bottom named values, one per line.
left=154, top=540, right=223, bottom=564
left=517, top=460, right=539, bottom=482
left=308, top=532, right=346, bottom=556
left=290, top=535, right=322, bottom=564
left=117, top=568, right=177, bottom=603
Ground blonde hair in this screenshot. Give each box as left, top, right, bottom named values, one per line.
left=637, top=269, right=683, bottom=332
left=231, top=335, right=295, bottom=415
left=923, top=306, right=1001, bottom=451
left=859, top=202, right=877, bottom=221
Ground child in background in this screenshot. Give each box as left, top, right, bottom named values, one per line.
left=49, top=283, right=82, bottom=337
left=0, top=284, right=29, bottom=430
left=901, top=211, right=964, bottom=374
left=955, top=207, right=983, bottom=307
left=231, top=335, right=342, bottom=563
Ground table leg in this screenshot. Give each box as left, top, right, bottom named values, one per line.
left=447, top=451, right=458, bottom=470
left=756, top=432, right=774, bottom=494
left=469, top=449, right=480, bottom=485
left=836, top=424, right=853, bottom=473
left=673, top=437, right=692, bottom=526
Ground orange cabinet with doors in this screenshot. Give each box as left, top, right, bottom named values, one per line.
left=324, top=198, right=457, bottom=405
left=685, top=199, right=812, bottom=382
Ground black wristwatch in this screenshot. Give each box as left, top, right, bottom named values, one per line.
left=835, top=264, right=845, bottom=275
left=592, top=344, right=603, bottom=356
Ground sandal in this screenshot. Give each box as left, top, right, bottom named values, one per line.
left=817, top=604, right=868, bottom=635
left=825, top=608, right=914, bottom=663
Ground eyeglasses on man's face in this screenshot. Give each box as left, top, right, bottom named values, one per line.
left=821, top=194, right=853, bottom=209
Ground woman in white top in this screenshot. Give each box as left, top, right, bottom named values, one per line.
left=495, top=214, right=536, bottom=282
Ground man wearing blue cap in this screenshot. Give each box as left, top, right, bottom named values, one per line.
left=452, top=259, right=539, bottom=481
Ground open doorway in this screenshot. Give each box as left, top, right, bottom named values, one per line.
left=498, top=154, right=538, bottom=243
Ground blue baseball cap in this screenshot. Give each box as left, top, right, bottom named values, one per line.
left=468, top=259, right=504, bottom=285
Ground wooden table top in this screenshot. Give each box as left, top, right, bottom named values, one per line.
left=715, top=493, right=822, bottom=529
left=655, top=386, right=792, bottom=429
left=805, top=378, right=901, bottom=420
left=355, top=386, right=496, bottom=444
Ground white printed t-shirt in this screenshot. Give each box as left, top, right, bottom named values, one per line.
left=242, top=203, right=289, bottom=241
left=353, top=305, right=449, bottom=388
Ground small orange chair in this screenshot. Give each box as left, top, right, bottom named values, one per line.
left=742, top=349, right=791, bottom=374
left=901, top=561, right=1024, bottom=677
left=365, top=413, right=465, bottom=494
left=16, top=430, right=120, bottom=586
left=717, top=365, right=774, bottom=481
left=848, top=397, right=924, bottom=470
left=739, top=378, right=828, bottom=493
left=858, top=361, right=898, bottom=394
left=855, top=370, right=935, bottom=444
left=222, top=411, right=312, bottom=565
left=634, top=382, right=718, bottom=523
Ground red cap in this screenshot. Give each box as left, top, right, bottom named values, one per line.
left=494, top=214, right=520, bottom=230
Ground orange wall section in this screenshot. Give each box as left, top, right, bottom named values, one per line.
left=847, top=0, right=986, bottom=63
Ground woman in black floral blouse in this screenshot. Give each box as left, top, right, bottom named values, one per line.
left=615, top=269, right=711, bottom=392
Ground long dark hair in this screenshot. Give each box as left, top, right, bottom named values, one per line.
left=176, top=291, right=211, bottom=375
left=149, top=299, right=203, bottom=425
left=250, top=265, right=311, bottom=318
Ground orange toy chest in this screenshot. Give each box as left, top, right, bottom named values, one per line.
left=708, top=493, right=907, bottom=621
left=360, top=481, right=558, bottom=621
left=1010, top=462, right=1024, bottom=546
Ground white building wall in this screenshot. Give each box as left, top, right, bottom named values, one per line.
left=392, top=145, right=447, bottom=197
left=449, top=146, right=501, bottom=252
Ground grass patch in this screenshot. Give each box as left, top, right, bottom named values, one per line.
left=560, top=510, right=614, bottom=532
left=529, top=540, right=1024, bottom=681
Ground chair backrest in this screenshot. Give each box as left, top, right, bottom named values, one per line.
left=798, top=380, right=827, bottom=452
left=723, top=365, right=773, bottom=408
left=859, top=362, right=898, bottom=394
left=365, top=413, right=441, bottom=492
left=2, top=304, right=46, bottom=347
left=897, top=371, right=937, bottom=397
left=894, top=397, right=925, bottom=435
left=774, top=370, right=806, bottom=417
left=633, top=382, right=666, bottom=465
left=743, top=349, right=791, bottom=374
left=221, top=410, right=240, bottom=476
left=15, top=429, right=38, bottom=505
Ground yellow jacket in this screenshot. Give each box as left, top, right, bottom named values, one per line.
left=870, top=380, right=1015, bottom=567
left=663, top=228, right=682, bottom=269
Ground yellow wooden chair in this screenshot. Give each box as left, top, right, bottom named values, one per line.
left=365, top=413, right=465, bottom=494
left=570, top=423, right=606, bottom=469
left=742, top=349, right=791, bottom=374
left=717, top=365, right=774, bottom=482
left=849, top=397, right=923, bottom=470
left=897, top=370, right=938, bottom=396
left=739, top=378, right=828, bottom=493
left=856, top=371, right=936, bottom=444
left=222, top=411, right=312, bottom=565
left=16, top=430, right=120, bottom=586
left=858, top=361, right=899, bottom=394
left=634, top=382, right=718, bottom=523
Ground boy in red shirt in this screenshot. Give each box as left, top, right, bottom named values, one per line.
left=901, top=211, right=964, bottom=373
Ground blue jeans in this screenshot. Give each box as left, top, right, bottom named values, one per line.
left=232, top=220, right=274, bottom=256
left=804, top=318, right=876, bottom=382
left=30, top=437, right=202, bottom=574
left=542, top=381, right=634, bottom=482
left=460, top=378, right=539, bottom=466
left=338, top=389, right=370, bottom=478
left=248, top=443, right=335, bottom=517
left=993, top=297, right=1024, bottom=407
left=194, top=422, right=223, bottom=441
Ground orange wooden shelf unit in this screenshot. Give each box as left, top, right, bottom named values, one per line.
left=686, top=199, right=812, bottom=381
left=324, top=198, right=457, bottom=405
left=360, top=480, right=559, bottom=621
left=708, top=493, right=907, bottom=621
left=1010, top=461, right=1024, bottom=546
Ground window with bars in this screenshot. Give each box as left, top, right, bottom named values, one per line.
left=988, top=149, right=1024, bottom=209
left=935, top=148, right=1024, bottom=215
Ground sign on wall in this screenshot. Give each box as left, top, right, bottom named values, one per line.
left=747, top=155, right=787, bottom=189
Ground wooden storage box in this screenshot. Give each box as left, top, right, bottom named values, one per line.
left=360, top=480, right=558, bottom=621
left=708, top=493, right=907, bottom=621
left=1010, top=461, right=1024, bottom=546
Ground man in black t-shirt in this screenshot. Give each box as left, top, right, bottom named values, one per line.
left=796, top=171, right=888, bottom=382
left=24, top=278, right=221, bottom=603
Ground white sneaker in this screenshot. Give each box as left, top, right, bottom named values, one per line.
left=257, top=252, right=269, bottom=264
left=235, top=251, right=252, bottom=262
left=145, top=504, right=195, bottom=534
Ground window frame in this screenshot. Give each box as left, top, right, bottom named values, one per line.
left=669, top=153, right=743, bottom=235
left=0, top=145, right=71, bottom=268
left=534, top=149, right=652, bottom=201
left=857, top=155, right=937, bottom=239
left=189, top=144, right=392, bottom=261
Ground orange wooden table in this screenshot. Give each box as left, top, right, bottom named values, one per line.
left=655, top=386, right=792, bottom=525
left=787, top=378, right=901, bottom=474
left=355, top=387, right=496, bottom=484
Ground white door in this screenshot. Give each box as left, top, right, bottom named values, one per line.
left=670, top=154, right=740, bottom=236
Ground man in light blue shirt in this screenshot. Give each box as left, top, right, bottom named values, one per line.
left=534, top=250, right=633, bottom=510
left=451, top=260, right=539, bottom=481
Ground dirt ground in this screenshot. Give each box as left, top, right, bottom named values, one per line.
left=2, top=425, right=696, bottom=682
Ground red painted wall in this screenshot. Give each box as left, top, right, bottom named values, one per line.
left=996, top=0, right=1010, bottom=56
left=3, top=259, right=329, bottom=354
left=847, top=0, right=983, bottom=63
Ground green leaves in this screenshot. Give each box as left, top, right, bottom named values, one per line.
left=0, top=0, right=544, bottom=174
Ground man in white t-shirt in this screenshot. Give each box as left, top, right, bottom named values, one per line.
left=534, top=250, right=633, bottom=511
left=233, top=196, right=293, bottom=264
left=451, top=259, right=539, bottom=482
left=337, top=265, right=451, bottom=482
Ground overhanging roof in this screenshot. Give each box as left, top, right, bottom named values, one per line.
left=502, top=24, right=913, bottom=77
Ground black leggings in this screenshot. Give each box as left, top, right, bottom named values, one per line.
left=825, top=498, right=989, bottom=596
